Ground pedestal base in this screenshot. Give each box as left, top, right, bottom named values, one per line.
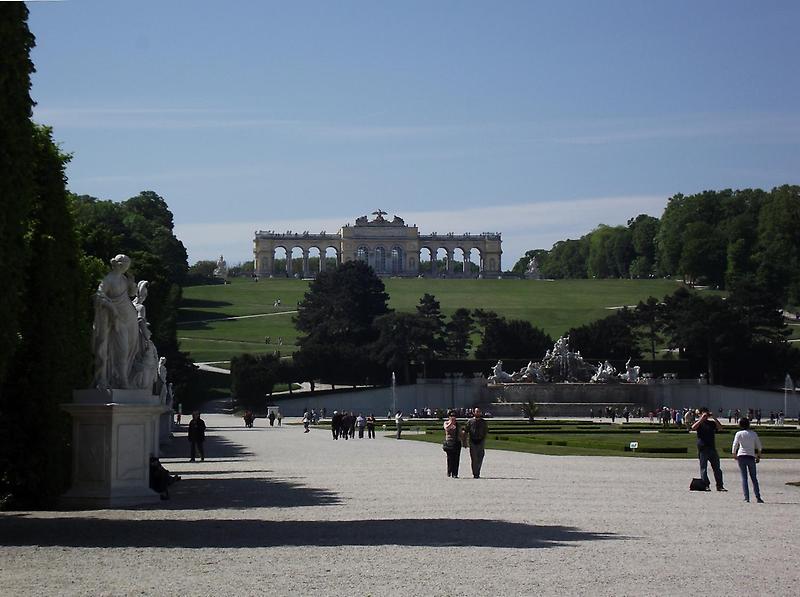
left=61, top=389, right=166, bottom=508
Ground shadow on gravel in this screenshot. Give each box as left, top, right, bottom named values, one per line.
left=0, top=518, right=621, bottom=549
left=164, top=433, right=254, bottom=461
left=155, top=476, right=342, bottom=510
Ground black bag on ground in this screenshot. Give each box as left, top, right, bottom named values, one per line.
left=689, top=478, right=708, bottom=491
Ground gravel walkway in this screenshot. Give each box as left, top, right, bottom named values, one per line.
left=1, top=414, right=799, bottom=596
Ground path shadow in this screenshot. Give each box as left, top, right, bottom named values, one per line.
left=0, top=518, right=621, bottom=549
left=163, top=432, right=254, bottom=460
left=151, top=476, right=341, bottom=510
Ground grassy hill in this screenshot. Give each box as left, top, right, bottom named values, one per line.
left=178, top=277, right=685, bottom=363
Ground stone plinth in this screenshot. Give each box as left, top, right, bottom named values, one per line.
left=61, top=389, right=166, bottom=508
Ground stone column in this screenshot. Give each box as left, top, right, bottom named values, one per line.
left=302, top=249, right=309, bottom=278
left=446, top=250, right=454, bottom=275
left=463, top=253, right=470, bottom=277
left=285, top=252, right=293, bottom=277
left=319, top=252, right=325, bottom=274
left=431, top=251, right=438, bottom=276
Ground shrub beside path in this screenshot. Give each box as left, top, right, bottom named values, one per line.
left=1, top=414, right=799, bottom=596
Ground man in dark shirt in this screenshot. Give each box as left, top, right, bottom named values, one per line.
left=331, top=411, right=342, bottom=440
left=691, top=407, right=726, bottom=491
left=188, top=411, right=206, bottom=462
left=466, top=408, right=489, bottom=478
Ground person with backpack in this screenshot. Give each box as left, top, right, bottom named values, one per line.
left=691, top=407, right=726, bottom=491
left=465, top=408, right=489, bottom=478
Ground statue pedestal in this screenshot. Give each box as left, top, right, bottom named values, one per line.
left=61, top=389, right=166, bottom=508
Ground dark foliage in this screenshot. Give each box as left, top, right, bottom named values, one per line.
left=475, top=315, right=552, bottom=360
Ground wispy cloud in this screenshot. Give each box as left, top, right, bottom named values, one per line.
left=35, top=106, right=800, bottom=148
left=176, top=194, right=667, bottom=266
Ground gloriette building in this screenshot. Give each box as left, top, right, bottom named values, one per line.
left=253, top=210, right=502, bottom=278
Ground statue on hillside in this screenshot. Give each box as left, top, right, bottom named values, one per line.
left=91, top=254, right=159, bottom=391
left=213, top=254, right=228, bottom=279
left=525, top=255, right=542, bottom=280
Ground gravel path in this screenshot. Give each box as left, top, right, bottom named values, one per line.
left=1, top=414, right=799, bottom=596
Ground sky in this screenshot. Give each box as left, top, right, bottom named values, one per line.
left=26, top=0, right=800, bottom=267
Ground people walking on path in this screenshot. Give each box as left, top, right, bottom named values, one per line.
left=188, top=411, right=206, bottom=462
left=277, top=411, right=282, bottom=426
left=466, top=408, right=489, bottom=478
left=395, top=411, right=403, bottom=439
left=356, top=413, right=366, bottom=438
left=691, top=407, right=726, bottom=491
left=331, top=411, right=342, bottom=440
left=268, top=411, right=276, bottom=426
left=443, top=411, right=463, bottom=478
left=366, top=414, right=376, bottom=439
left=302, top=411, right=310, bottom=433
left=732, top=417, right=764, bottom=503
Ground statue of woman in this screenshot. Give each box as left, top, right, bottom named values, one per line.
left=92, top=254, right=140, bottom=389
left=130, top=279, right=158, bottom=390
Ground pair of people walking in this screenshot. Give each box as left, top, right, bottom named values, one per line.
left=442, top=408, right=488, bottom=479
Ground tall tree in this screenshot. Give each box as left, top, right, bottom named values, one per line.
left=294, top=261, right=390, bottom=384
left=0, top=3, right=36, bottom=384
left=445, top=308, right=475, bottom=358
left=568, top=309, right=641, bottom=361
left=1, top=126, right=91, bottom=507
left=416, top=293, right=446, bottom=357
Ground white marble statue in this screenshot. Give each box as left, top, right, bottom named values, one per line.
left=213, top=254, right=228, bottom=279
left=92, top=255, right=159, bottom=391
left=157, top=357, right=168, bottom=403
left=619, top=357, right=641, bottom=383
left=131, top=279, right=159, bottom=390
left=92, top=255, right=140, bottom=389
left=512, top=360, right=545, bottom=383
left=488, top=360, right=514, bottom=384
left=590, top=360, right=618, bottom=383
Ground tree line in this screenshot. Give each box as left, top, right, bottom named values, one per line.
left=230, top=259, right=797, bottom=408
left=513, top=186, right=800, bottom=305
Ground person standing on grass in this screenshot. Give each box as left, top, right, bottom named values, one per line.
left=691, top=407, right=726, bottom=491
left=188, top=411, right=206, bottom=462
left=465, top=408, right=488, bottom=478
left=732, top=418, right=764, bottom=503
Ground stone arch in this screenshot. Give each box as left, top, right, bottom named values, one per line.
left=323, top=245, right=339, bottom=272
left=390, top=246, right=404, bottom=274
left=374, top=246, right=387, bottom=273
left=274, top=245, right=289, bottom=277
left=467, top=247, right=482, bottom=276
left=356, top=245, right=369, bottom=263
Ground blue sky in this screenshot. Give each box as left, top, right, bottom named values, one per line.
left=27, top=0, right=800, bottom=267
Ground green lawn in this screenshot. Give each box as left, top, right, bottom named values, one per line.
left=402, top=420, right=800, bottom=458
left=178, top=277, right=686, bottom=362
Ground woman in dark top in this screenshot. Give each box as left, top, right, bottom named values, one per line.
left=443, top=411, right=463, bottom=478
